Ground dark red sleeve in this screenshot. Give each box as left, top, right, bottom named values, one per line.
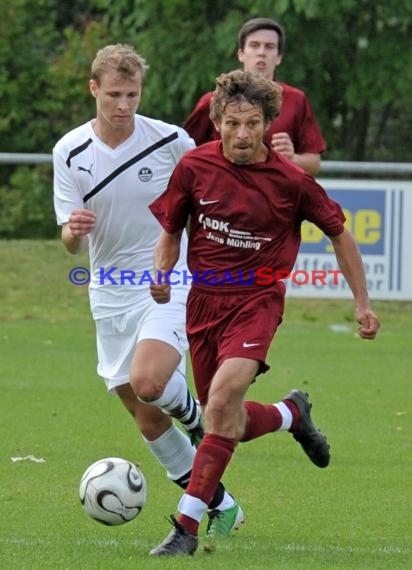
left=149, top=163, right=192, bottom=234
left=266, top=84, right=326, bottom=154
left=292, top=93, right=326, bottom=154
left=183, top=92, right=219, bottom=146
left=299, top=175, right=345, bottom=236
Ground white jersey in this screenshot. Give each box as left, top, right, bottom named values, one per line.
left=53, top=115, right=194, bottom=319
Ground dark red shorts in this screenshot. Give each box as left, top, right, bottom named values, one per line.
left=186, top=284, right=286, bottom=405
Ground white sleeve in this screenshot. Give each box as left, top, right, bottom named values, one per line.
left=53, top=145, right=84, bottom=225
left=169, top=126, right=195, bottom=165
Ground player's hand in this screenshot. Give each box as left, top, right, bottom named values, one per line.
left=68, top=209, right=96, bottom=236
left=355, top=307, right=380, bottom=340
left=150, top=280, right=171, bottom=304
left=271, top=132, right=295, bottom=160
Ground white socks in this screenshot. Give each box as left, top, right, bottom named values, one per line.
left=178, top=494, right=208, bottom=523
left=143, top=424, right=195, bottom=481
left=214, top=492, right=235, bottom=511
left=273, top=401, right=293, bottom=431
left=149, top=369, right=199, bottom=430
left=144, top=425, right=236, bottom=513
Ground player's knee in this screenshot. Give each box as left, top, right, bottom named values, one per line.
left=130, top=372, right=165, bottom=402
left=205, top=395, right=231, bottom=424
left=205, top=393, right=243, bottom=437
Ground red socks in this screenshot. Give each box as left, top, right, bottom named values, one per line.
left=241, top=401, right=282, bottom=441
left=176, top=399, right=301, bottom=535
left=177, top=433, right=236, bottom=535
left=283, top=398, right=300, bottom=432
left=241, top=399, right=300, bottom=441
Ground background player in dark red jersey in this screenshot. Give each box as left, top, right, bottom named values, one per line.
left=148, top=70, right=380, bottom=556
left=183, top=17, right=325, bottom=176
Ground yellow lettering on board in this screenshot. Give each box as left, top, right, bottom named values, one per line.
left=302, top=209, right=381, bottom=252
left=353, top=210, right=381, bottom=244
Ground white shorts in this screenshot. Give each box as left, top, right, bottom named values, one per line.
left=95, top=294, right=188, bottom=393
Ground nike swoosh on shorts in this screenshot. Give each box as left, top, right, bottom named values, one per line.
left=199, top=198, right=219, bottom=205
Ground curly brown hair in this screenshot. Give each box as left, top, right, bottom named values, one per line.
left=210, top=70, right=282, bottom=125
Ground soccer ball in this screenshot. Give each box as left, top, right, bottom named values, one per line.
left=79, top=457, right=147, bottom=525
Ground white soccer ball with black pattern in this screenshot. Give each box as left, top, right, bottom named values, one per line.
left=79, top=457, right=147, bottom=525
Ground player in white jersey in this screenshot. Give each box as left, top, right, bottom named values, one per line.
left=54, top=114, right=191, bottom=319
left=53, top=44, right=242, bottom=536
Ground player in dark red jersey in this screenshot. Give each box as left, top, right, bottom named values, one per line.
left=183, top=17, right=325, bottom=176
left=148, top=69, right=380, bottom=556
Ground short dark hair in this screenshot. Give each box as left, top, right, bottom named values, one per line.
left=238, top=18, right=285, bottom=55
left=210, top=70, right=281, bottom=125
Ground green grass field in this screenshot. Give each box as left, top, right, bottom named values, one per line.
left=1, top=240, right=411, bottom=569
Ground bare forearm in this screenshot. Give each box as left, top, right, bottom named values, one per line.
left=331, top=230, right=370, bottom=308
left=151, top=229, right=183, bottom=304
left=154, top=229, right=183, bottom=273
left=270, top=133, right=321, bottom=176
left=292, top=152, right=321, bottom=176
left=61, top=209, right=96, bottom=254
left=331, top=229, right=380, bottom=339
left=61, top=223, right=87, bottom=254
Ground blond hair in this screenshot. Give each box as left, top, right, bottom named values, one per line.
left=91, top=44, right=149, bottom=84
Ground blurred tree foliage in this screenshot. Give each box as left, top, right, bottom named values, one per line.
left=1, top=0, right=411, bottom=237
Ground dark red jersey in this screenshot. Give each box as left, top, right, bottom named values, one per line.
left=183, top=82, right=326, bottom=154
left=150, top=141, right=344, bottom=290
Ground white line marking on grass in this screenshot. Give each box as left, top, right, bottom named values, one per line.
left=280, top=543, right=408, bottom=555
left=0, top=537, right=151, bottom=549
left=0, top=537, right=409, bottom=556
left=200, top=541, right=410, bottom=557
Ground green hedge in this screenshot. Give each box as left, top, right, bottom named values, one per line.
left=0, top=164, right=58, bottom=239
